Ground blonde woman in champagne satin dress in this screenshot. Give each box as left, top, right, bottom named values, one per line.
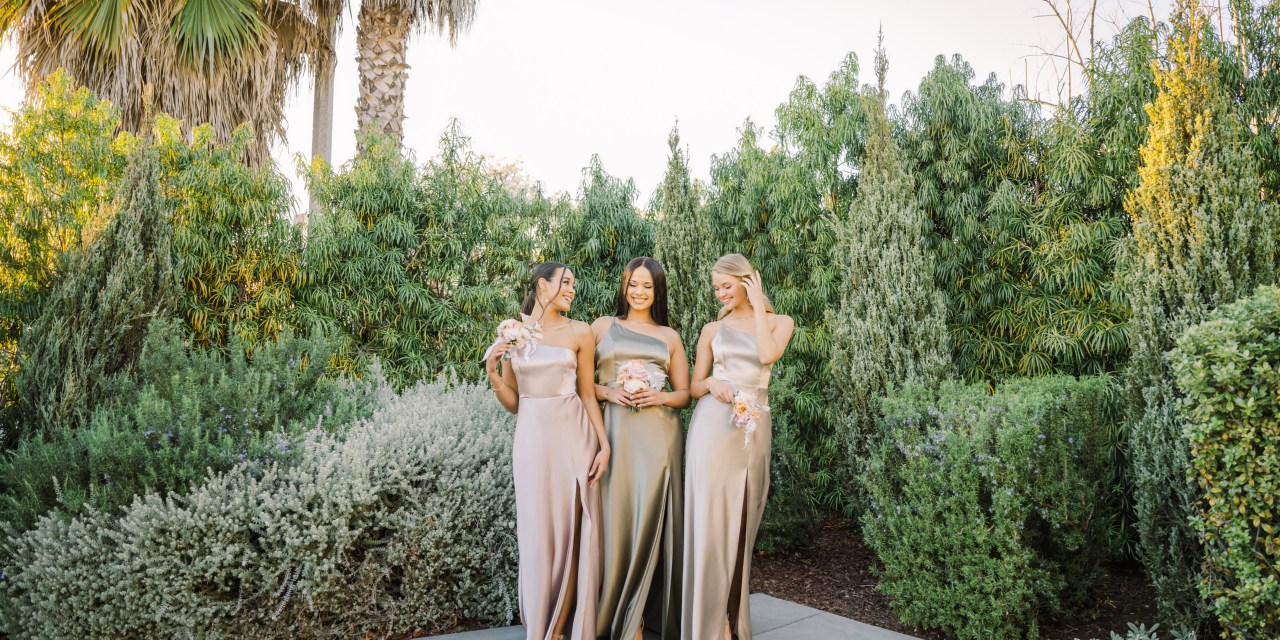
left=591, top=258, right=690, bottom=640
left=487, top=262, right=612, bottom=640
left=682, top=255, right=794, bottom=640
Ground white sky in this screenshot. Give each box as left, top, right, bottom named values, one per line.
left=0, top=0, right=1174, bottom=209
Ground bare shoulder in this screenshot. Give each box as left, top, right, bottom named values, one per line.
left=590, top=316, right=613, bottom=337
left=658, top=325, right=684, bottom=351
left=770, top=314, right=794, bottom=330
left=698, top=321, right=721, bottom=340
left=570, top=318, right=594, bottom=336
left=570, top=319, right=595, bottom=350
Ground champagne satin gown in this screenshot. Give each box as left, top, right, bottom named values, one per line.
left=595, top=320, right=683, bottom=640
left=511, top=342, right=603, bottom=640
left=681, top=325, right=773, bottom=640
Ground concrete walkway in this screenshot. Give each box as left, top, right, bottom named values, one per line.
left=420, top=593, right=921, bottom=639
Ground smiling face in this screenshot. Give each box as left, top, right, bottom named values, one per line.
left=538, top=267, right=576, bottom=313
left=712, top=271, right=746, bottom=312
left=625, top=266, right=655, bottom=315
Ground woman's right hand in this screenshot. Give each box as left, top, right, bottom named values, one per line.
left=706, top=378, right=736, bottom=404
left=607, top=386, right=636, bottom=408
left=486, top=341, right=511, bottom=370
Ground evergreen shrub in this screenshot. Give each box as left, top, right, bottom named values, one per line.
left=0, top=320, right=378, bottom=535
left=863, top=376, right=1113, bottom=640
left=0, top=380, right=514, bottom=639
left=1171, top=286, right=1280, bottom=638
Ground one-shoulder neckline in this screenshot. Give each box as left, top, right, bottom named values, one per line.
left=612, top=319, right=670, bottom=351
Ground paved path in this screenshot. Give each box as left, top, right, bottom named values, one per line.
left=420, top=593, right=920, bottom=639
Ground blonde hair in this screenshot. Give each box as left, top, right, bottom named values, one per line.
left=713, top=253, right=775, bottom=319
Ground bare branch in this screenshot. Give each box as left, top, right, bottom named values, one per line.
left=1043, top=0, right=1088, bottom=70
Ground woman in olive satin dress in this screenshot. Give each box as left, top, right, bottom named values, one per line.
left=487, top=262, right=612, bottom=640
left=682, top=254, right=794, bottom=640
left=591, top=257, right=690, bottom=640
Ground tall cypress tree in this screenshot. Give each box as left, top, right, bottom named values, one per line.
left=15, top=151, right=178, bottom=431
left=828, top=46, right=950, bottom=510
left=653, top=126, right=714, bottom=351
left=1121, top=0, right=1279, bottom=629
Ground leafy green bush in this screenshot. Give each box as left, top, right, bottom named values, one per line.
left=1170, top=285, right=1280, bottom=638
left=158, top=118, right=301, bottom=352
left=543, top=154, right=654, bottom=322
left=0, top=320, right=378, bottom=535
left=15, top=151, right=178, bottom=433
left=1119, top=7, right=1278, bottom=630
left=755, top=364, right=822, bottom=553
left=0, top=379, right=514, bottom=639
left=298, top=126, right=538, bottom=386
left=0, top=71, right=135, bottom=354
left=863, top=376, right=1113, bottom=640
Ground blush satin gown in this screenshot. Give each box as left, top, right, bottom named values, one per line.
left=511, top=341, right=603, bottom=640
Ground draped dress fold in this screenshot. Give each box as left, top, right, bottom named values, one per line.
left=512, top=343, right=604, bottom=640
left=681, top=325, right=773, bottom=640
left=594, top=320, right=683, bottom=640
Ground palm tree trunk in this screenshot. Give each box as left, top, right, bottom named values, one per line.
left=305, top=8, right=340, bottom=227
left=355, top=2, right=410, bottom=141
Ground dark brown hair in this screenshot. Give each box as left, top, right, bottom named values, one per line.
left=613, top=256, right=670, bottom=327
left=521, top=261, right=570, bottom=320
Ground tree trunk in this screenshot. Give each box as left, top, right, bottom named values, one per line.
left=355, top=2, right=410, bottom=142
left=305, top=9, right=340, bottom=228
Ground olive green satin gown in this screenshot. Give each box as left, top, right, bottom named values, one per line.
left=681, top=324, right=773, bottom=640
left=595, top=320, right=683, bottom=640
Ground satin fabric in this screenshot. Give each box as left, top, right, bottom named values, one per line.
left=512, top=342, right=603, bottom=640
left=594, top=320, right=683, bottom=640
left=681, top=325, right=773, bottom=640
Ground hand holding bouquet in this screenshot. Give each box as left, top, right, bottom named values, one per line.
left=614, top=359, right=668, bottom=412
left=731, top=390, right=769, bottom=447
left=493, top=319, right=543, bottom=361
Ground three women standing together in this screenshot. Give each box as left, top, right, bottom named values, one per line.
left=485, top=253, right=794, bottom=640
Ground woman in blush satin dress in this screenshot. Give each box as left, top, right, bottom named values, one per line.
left=682, top=254, right=794, bottom=640
left=591, top=257, right=690, bottom=640
left=487, top=261, right=612, bottom=640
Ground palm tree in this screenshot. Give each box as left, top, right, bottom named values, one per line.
left=354, top=0, right=475, bottom=140
left=0, top=0, right=319, bottom=163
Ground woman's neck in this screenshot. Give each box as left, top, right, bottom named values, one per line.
left=624, top=308, right=656, bottom=324
left=528, top=306, right=566, bottom=325
left=725, top=303, right=755, bottom=320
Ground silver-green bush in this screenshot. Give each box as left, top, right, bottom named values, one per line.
left=0, top=380, right=517, bottom=639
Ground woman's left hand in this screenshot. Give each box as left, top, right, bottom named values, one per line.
left=742, top=270, right=767, bottom=310
left=588, top=446, right=611, bottom=487
left=630, top=388, right=666, bottom=409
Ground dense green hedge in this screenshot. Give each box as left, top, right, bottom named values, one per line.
left=0, top=320, right=378, bottom=535
left=1171, top=286, right=1280, bottom=638
left=863, top=376, right=1113, bottom=640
